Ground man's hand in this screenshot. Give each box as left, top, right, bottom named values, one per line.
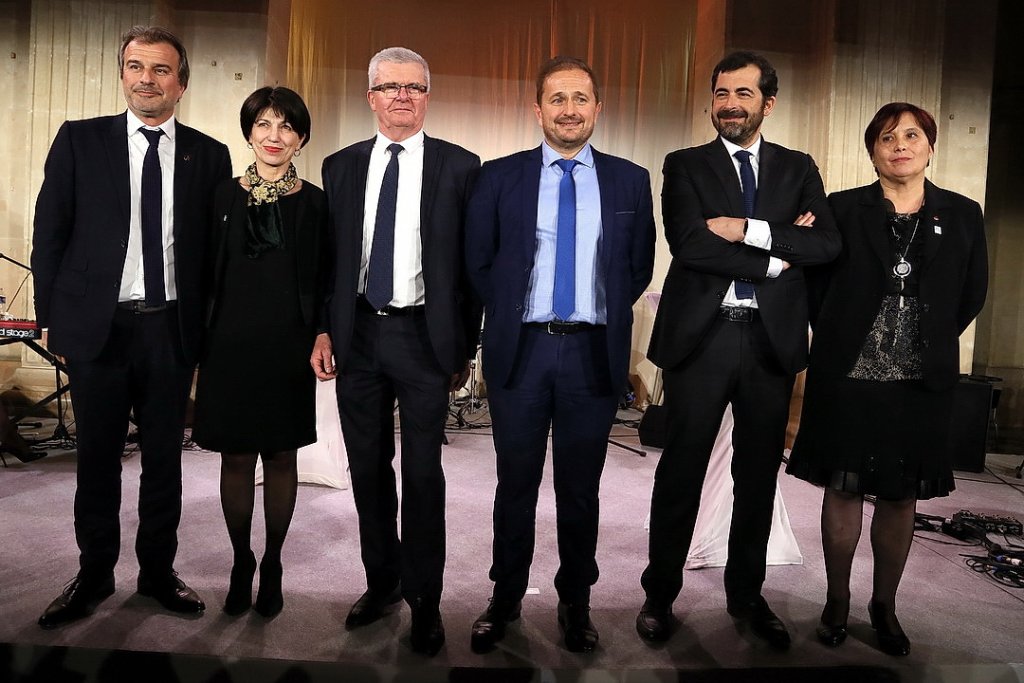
left=706, top=216, right=746, bottom=242
left=450, top=361, right=471, bottom=392
left=793, top=211, right=815, bottom=227
left=310, top=332, right=337, bottom=381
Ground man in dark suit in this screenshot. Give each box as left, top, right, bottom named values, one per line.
left=465, top=56, right=655, bottom=654
left=636, top=51, right=840, bottom=649
left=32, top=26, right=231, bottom=629
left=311, top=47, right=480, bottom=657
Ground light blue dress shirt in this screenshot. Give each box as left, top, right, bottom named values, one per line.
left=524, top=141, right=606, bottom=324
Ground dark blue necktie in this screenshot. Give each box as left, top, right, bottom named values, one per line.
left=553, top=158, right=578, bottom=321
left=139, top=127, right=166, bottom=306
left=365, top=143, right=403, bottom=310
left=734, top=149, right=756, bottom=300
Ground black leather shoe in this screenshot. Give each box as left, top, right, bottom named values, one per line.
left=816, top=598, right=849, bottom=647
left=868, top=600, right=910, bottom=656
left=557, top=602, right=599, bottom=653
left=410, top=606, right=445, bottom=656
left=727, top=596, right=791, bottom=650
left=137, top=572, right=205, bottom=613
left=254, top=559, right=283, bottom=618
left=636, top=599, right=673, bottom=642
left=223, top=552, right=257, bottom=616
left=470, top=597, right=522, bottom=654
left=345, top=585, right=402, bottom=629
left=38, top=574, right=115, bottom=629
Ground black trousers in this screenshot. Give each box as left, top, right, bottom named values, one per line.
left=68, top=306, right=193, bottom=583
left=641, top=315, right=795, bottom=607
left=486, top=325, right=618, bottom=605
left=335, top=309, right=449, bottom=608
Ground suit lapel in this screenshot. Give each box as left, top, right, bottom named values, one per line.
left=521, top=146, right=543, bottom=264
left=921, top=179, right=947, bottom=271
left=705, top=140, right=744, bottom=218
left=106, top=114, right=131, bottom=235
left=173, top=123, right=197, bottom=246
left=350, top=138, right=374, bottom=266
left=592, top=148, right=613, bottom=279
left=860, top=182, right=891, bottom=269
left=756, top=141, right=778, bottom=217
left=420, top=135, right=441, bottom=251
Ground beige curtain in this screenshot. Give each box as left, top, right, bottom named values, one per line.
left=285, top=0, right=697, bottom=180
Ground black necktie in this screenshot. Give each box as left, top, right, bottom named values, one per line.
left=139, top=127, right=166, bottom=306
left=365, top=143, right=403, bottom=310
left=733, top=149, right=756, bottom=300
left=553, top=158, right=579, bottom=320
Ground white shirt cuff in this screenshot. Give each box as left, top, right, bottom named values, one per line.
left=766, top=256, right=784, bottom=278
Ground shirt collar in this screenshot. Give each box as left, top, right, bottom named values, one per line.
left=126, top=110, right=176, bottom=142
left=720, top=134, right=762, bottom=160
left=375, top=129, right=424, bottom=153
left=541, top=140, right=594, bottom=169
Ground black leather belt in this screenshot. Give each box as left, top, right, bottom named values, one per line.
left=356, top=295, right=424, bottom=317
left=718, top=306, right=756, bottom=323
left=525, top=321, right=602, bottom=335
left=117, top=300, right=176, bottom=314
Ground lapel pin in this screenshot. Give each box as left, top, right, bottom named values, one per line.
left=182, top=154, right=191, bottom=162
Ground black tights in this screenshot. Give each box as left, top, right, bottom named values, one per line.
left=819, top=488, right=916, bottom=627
left=220, top=450, right=298, bottom=567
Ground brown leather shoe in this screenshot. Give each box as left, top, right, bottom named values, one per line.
left=38, top=574, right=115, bottom=629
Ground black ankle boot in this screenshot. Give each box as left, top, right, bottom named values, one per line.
left=223, top=551, right=256, bottom=615
left=254, top=559, right=283, bottom=618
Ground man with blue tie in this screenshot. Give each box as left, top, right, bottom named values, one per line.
left=465, top=56, right=655, bottom=654
left=313, top=47, right=480, bottom=657
left=32, top=26, right=231, bottom=628
left=636, top=51, right=840, bottom=649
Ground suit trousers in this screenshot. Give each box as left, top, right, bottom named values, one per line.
left=67, top=306, right=193, bottom=583
left=486, top=324, right=618, bottom=605
left=641, top=314, right=794, bottom=607
left=335, top=308, right=449, bottom=608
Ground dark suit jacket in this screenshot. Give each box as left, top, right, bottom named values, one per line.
left=320, top=135, right=482, bottom=374
left=807, top=180, right=988, bottom=391
left=465, top=146, right=656, bottom=390
left=32, top=113, right=232, bottom=364
left=648, top=138, right=841, bottom=376
left=206, top=177, right=329, bottom=328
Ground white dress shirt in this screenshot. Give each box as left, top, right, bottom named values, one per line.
left=719, top=136, right=784, bottom=308
left=360, top=130, right=425, bottom=307
left=122, top=110, right=177, bottom=302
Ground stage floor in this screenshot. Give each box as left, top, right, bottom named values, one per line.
left=1, top=416, right=1022, bottom=682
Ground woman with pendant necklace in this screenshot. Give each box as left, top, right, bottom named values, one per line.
left=192, top=87, right=328, bottom=618
left=787, top=102, right=988, bottom=656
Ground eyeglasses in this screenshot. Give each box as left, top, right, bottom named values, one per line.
left=369, top=82, right=429, bottom=100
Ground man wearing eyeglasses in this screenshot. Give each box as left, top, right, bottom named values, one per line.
left=313, top=47, right=480, bottom=657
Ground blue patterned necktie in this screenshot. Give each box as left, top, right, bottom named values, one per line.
left=365, top=143, right=404, bottom=310
left=139, top=127, right=166, bottom=306
left=553, top=158, right=578, bottom=321
left=734, top=149, right=756, bottom=300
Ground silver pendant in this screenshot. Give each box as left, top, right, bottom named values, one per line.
left=893, top=259, right=912, bottom=278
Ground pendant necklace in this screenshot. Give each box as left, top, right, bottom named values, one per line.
left=891, top=214, right=920, bottom=310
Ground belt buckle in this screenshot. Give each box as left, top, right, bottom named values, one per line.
left=546, top=321, right=566, bottom=335
left=376, top=307, right=390, bottom=316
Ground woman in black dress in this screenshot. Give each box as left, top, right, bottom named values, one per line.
left=193, top=87, right=327, bottom=618
left=787, top=103, right=988, bottom=655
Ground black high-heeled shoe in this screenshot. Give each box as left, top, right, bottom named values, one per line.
left=815, top=598, right=849, bottom=647
left=223, top=551, right=257, bottom=616
left=254, top=559, right=283, bottom=618
left=868, top=600, right=910, bottom=656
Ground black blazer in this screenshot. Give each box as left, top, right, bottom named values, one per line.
left=648, top=137, right=841, bottom=375
left=464, top=146, right=656, bottom=390
left=807, top=180, right=988, bottom=391
left=206, top=178, right=329, bottom=328
left=320, top=135, right=482, bottom=374
left=32, top=113, right=232, bottom=364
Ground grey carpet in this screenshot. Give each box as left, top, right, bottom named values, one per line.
left=1, top=414, right=1022, bottom=682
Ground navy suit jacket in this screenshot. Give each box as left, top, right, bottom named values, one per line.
left=320, top=135, right=482, bottom=374
left=32, top=113, right=232, bottom=364
left=465, top=146, right=656, bottom=391
left=648, top=137, right=841, bottom=376
left=807, top=180, right=988, bottom=391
